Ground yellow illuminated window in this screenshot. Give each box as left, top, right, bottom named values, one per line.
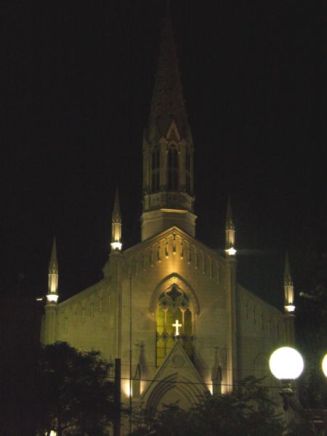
left=155, top=285, right=193, bottom=366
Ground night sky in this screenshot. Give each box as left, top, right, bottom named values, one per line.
left=2, top=1, right=326, bottom=308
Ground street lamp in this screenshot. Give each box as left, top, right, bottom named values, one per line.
left=269, top=346, right=304, bottom=381
left=269, top=348, right=327, bottom=432
left=322, top=353, right=327, bottom=378
left=269, top=346, right=304, bottom=410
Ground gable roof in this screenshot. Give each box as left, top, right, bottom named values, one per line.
left=124, top=225, right=224, bottom=263
left=141, top=339, right=209, bottom=410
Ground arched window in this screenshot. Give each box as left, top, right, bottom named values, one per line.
left=156, top=285, right=193, bottom=367
left=151, top=148, right=160, bottom=192
left=167, top=147, right=178, bottom=191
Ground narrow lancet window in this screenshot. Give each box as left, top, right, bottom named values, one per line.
left=151, top=148, right=160, bottom=192
left=167, top=147, right=178, bottom=191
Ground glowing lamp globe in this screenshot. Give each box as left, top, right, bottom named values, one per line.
left=322, top=354, right=327, bottom=378
left=269, top=347, right=304, bottom=380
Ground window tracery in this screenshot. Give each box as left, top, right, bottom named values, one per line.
left=156, top=284, right=193, bottom=366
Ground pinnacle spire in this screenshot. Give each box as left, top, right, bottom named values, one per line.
left=112, top=188, right=121, bottom=223
left=226, top=196, right=234, bottom=231
left=47, top=237, right=59, bottom=303
left=284, top=252, right=292, bottom=285
left=284, top=252, right=295, bottom=313
left=49, top=238, right=58, bottom=274
left=111, top=188, right=122, bottom=252
left=225, top=197, right=236, bottom=256
left=146, top=8, right=191, bottom=142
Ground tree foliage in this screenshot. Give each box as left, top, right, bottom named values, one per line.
left=130, top=377, right=284, bottom=436
left=36, top=342, right=114, bottom=436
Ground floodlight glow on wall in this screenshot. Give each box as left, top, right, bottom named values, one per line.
left=284, top=304, right=295, bottom=313
left=225, top=246, right=237, bottom=256
left=46, top=293, right=59, bottom=303
left=111, top=241, right=122, bottom=251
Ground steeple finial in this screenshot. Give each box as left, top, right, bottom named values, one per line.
left=225, top=197, right=236, bottom=256
left=46, top=237, right=59, bottom=303
left=284, top=252, right=295, bottom=313
left=111, top=188, right=122, bottom=252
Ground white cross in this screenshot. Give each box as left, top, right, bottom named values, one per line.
left=172, top=319, right=182, bottom=336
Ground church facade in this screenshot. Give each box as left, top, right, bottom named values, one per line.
left=41, top=14, right=295, bottom=412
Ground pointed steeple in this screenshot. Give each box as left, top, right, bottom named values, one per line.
left=284, top=252, right=295, bottom=313
left=225, top=197, right=236, bottom=256
left=46, top=238, right=59, bottom=303
left=111, top=188, right=122, bottom=252
left=147, top=9, right=191, bottom=142
left=112, top=188, right=121, bottom=222
left=141, top=8, right=196, bottom=241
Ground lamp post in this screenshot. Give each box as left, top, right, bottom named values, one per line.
left=269, top=346, right=304, bottom=410
left=269, top=348, right=327, bottom=433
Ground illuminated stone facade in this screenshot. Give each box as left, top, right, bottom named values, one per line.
left=41, top=12, right=293, bottom=413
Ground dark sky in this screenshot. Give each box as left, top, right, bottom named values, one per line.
left=1, top=1, right=326, bottom=306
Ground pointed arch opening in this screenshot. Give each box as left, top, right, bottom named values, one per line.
left=155, top=284, right=194, bottom=367
left=145, top=374, right=205, bottom=412
left=167, top=145, right=178, bottom=191
left=151, top=148, right=160, bottom=192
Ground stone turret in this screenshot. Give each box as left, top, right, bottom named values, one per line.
left=283, top=253, right=295, bottom=344
left=284, top=252, right=295, bottom=314
left=111, top=189, right=122, bottom=252
left=225, top=197, right=236, bottom=257
left=46, top=238, right=59, bottom=303
left=44, top=238, right=59, bottom=344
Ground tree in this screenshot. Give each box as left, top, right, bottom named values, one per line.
left=192, top=377, right=284, bottom=436
left=36, top=342, right=114, bottom=436
left=130, top=377, right=284, bottom=436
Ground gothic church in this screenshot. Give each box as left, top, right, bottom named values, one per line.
left=41, top=12, right=295, bottom=412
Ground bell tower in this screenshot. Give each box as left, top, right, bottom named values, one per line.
left=141, top=11, right=196, bottom=241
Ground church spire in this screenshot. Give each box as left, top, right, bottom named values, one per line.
left=225, top=197, right=237, bottom=256
left=111, top=188, right=122, bottom=252
left=141, top=8, right=196, bottom=241
left=147, top=9, right=191, bottom=142
left=46, top=238, right=59, bottom=304
left=284, top=252, right=295, bottom=313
